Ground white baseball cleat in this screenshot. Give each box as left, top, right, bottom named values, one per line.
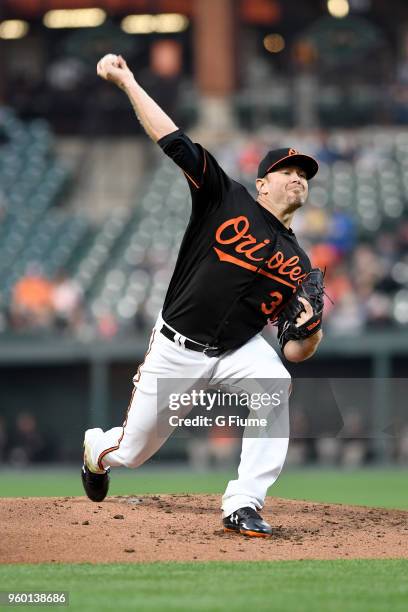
left=83, top=428, right=105, bottom=474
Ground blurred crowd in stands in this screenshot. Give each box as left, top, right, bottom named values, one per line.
left=5, top=267, right=84, bottom=336
left=294, top=215, right=408, bottom=335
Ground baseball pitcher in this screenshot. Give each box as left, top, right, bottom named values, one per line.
left=81, top=55, right=324, bottom=537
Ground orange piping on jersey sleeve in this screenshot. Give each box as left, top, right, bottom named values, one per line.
left=182, top=148, right=207, bottom=190
left=183, top=171, right=200, bottom=189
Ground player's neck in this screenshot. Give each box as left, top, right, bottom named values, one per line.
left=256, top=196, right=295, bottom=229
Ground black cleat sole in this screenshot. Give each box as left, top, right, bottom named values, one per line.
left=81, top=465, right=110, bottom=502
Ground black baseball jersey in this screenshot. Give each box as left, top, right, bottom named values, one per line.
left=158, top=129, right=311, bottom=351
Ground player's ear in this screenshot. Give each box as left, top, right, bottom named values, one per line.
left=256, top=178, right=268, bottom=195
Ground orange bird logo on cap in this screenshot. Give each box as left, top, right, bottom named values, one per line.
left=288, top=148, right=298, bottom=156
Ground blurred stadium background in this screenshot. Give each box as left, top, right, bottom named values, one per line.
left=0, top=0, right=408, bottom=476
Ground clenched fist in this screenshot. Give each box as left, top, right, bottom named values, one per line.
left=96, top=54, right=135, bottom=91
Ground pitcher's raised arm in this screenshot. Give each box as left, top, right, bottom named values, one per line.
left=97, top=54, right=178, bottom=142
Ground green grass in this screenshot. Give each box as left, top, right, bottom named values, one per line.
left=0, top=467, right=407, bottom=509
left=0, top=561, right=407, bottom=612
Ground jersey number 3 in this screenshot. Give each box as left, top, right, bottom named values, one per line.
left=261, top=291, right=283, bottom=317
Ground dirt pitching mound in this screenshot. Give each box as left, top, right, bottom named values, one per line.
left=2, top=495, right=407, bottom=564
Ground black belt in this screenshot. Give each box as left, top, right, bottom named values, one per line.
left=160, top=324, right=225, bottom=357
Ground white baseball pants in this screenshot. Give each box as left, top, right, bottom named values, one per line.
left=88, top=313, right=291, bottom=517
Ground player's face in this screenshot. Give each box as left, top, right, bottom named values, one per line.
left=264, top=165, right=309, bottom=210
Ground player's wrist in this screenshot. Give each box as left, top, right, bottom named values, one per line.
left=283, top=333, right=321, bottom=362
left=121, top=76, right=137, bottom=93
left=302, top=328, right=323, bottom=346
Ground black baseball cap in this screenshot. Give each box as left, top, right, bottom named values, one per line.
left=257, top=147, right=319, bottom=180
